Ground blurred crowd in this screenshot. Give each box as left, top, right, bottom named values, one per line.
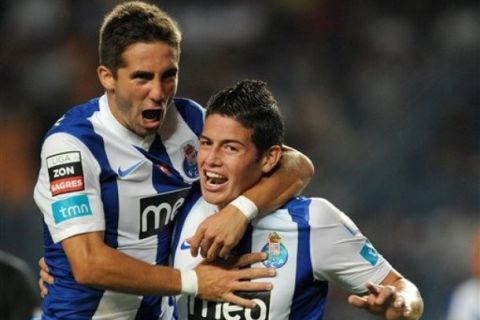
left=0, top=1, right=478, bottom=319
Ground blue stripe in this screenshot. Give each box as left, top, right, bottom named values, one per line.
left=134, top=296, right=163, bottom=320
left=42, top=98, right=119, bottom=318
left=51, top=99, right=120, bottom=248
left=174, top=98, right=204, bottom=137
left=135, top=134, right=194, bottom=318
left=286, top=197, right=329, bottom=320
left=171, top=184, right=201, bottom=263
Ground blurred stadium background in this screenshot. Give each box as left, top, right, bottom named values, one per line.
left=0, top=1, right=478, bottom=319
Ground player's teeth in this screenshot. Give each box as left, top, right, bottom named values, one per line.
left=206, top=171, right=226, bottom=184
left=206, top=171, right=224, bottom=179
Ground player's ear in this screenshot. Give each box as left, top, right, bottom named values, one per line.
left=261, top=145, right=282, bottom=174
left=97, top=65, right=115, bottom=92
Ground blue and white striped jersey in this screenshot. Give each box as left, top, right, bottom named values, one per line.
left=172, top=194, right=392, bottom=320
left=34, top=94, right=204, bottom=319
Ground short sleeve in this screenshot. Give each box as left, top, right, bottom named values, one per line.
left=34, top=133, right=106, bottom=243
left=309, top=198, right=392, bottom=294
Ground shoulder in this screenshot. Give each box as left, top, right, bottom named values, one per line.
left=45, top=98, right=101, bottom=139
left=282, top=197, right=346, bottom=222
left=173, top=97, right=205, bottom=119
left=173, top=97, right=205, bottom=136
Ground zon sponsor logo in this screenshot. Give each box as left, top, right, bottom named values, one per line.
left=187, top=291, right=271, bottom=320
left=47, top=151, right=84, bottom=196
left=51, top=194, right=92, bottom=224
left=139, top=187, right=190, bottom=239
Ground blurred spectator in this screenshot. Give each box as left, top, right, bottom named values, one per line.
left=0, top=250, right=39, bottom=320
left=446, top=229, right=480, bottom=320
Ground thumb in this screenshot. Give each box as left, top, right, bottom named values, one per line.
left=348, top=294, right=368, bottom=308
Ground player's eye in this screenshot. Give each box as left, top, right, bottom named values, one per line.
left=199, top=138, right=211, bottom=146
left=225, top=144, right=238, bottom=152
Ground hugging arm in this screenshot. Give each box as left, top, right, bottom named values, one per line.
left=188, top=146, right=314, bottom=260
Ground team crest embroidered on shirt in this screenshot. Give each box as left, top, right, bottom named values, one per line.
left=261, top=232, right=288, bottom=268
left=182, top=142, right=199, bottom=178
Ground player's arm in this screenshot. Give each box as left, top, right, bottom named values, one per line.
left=59, top=231, right=274, bottom=307
left=348, top=269, right=424, bottom=320
left=309, top=198, right=423, bottom=320
left=188, top=146, right=313, bottom=260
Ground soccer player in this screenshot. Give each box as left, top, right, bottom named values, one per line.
left=172, top=79, right=424, bottom=319
left=33, top=2, right=313, bottom=319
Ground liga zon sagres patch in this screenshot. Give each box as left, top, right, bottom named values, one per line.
left=47, top=151, right=84, bottom=196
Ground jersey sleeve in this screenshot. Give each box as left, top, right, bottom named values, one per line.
left=33, top=132, right=106, bottom=243
left=309, top=198, right=392, bottom=294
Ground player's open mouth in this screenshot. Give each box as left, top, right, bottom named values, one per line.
left=205, top=171, right=227, bottom=185
left=142, top=109, right=162, bottom=121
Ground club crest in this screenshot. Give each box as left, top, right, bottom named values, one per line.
left=182, top=142, right=199, bottom=178
left=261, top=232, right=288, bottom=268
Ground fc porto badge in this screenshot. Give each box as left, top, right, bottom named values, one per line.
left=182, top=142, right=199, bottom=178
left=261, top=232, right=288, bottom=268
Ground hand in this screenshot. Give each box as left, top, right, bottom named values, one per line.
left=38, top=257, right=54, bottom=298
left=348, top=282, right=414, bottom=319
left=195, top=252, right=275, bottom=308
left=187, top=204, right=249, bottom=261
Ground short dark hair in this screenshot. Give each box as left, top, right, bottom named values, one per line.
left=206, top=79, right=285, bottom=158
left=99, top=1, right=182, bottom=75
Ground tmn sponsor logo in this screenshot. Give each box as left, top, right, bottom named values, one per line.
left=187, top=291, right=270, bottom=320
left=139, top=187, right=190, bottom=239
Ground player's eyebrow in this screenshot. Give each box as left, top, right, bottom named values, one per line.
left=130, top=70, right=153, bottom=80
left=200, top=134, right=245, bottom=147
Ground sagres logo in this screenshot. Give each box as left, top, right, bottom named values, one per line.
left=139, top=187, right=190, bottom=239
left=187, top=291, right=270, bottom=320
left=47, top=151, right=84, bottom=196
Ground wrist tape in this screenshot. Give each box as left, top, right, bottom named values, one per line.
left=180, top=270, right=198, bottom=296
left=230, top=195, right=258, bottom=221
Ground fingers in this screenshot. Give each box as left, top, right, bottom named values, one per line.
left=235, top=266, right=276, bottom=281
left=348, top=294, right=368, bottom=308
left=189, top=206, right=249, bottom=261
left=233, top=252, right=268, bottom=268
left=392, top=294, right=412, bottom=317
left=40, top=269, right=54, bottom=285
left=366, top=282, right=395, bottom=305
left=38, top=257, right=53, bottom=298
left=39, top=257, right=49, bottom=272
left=200, top=237, right=214, bottom=260
left=205, top=241, right=222, bottom=262
left=39, top=279, right=48, bottom=298
left=232, top=280, right=273, bottom=292
left=187, top=226, right=206, bottom=257
left=218, top=243, right=235, bottom=260
left=366, top=282, right=379, bottom=295
left=223, top=292, right=257, bottom=309
left=350, top=282, right=413, bottom=318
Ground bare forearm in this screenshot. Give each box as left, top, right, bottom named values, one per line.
left=243, top=145, right=314, bottom=215
left=63, top=233, right=181, bottom=296
left=74, top=246, right=180, bottom=295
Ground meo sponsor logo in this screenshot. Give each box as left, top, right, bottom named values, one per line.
left=47, top=151, right=84, bottom=196
left=139, top=187, right=190, bottom=239
left=51, top=194, right=92, bottom=224
left=187, top=291, right=271, bottom=320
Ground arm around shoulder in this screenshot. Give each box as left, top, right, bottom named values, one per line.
left=242, top=145, right=314, bottom=215
left=62, top=231, right=182, bottom=295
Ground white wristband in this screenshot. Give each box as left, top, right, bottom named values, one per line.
left=230, top=195, right=258, bottom=222
left=180, top=270, right=198, bottom=296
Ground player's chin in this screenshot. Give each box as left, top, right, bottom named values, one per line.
left=202, top=192, right=227, bottom=208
